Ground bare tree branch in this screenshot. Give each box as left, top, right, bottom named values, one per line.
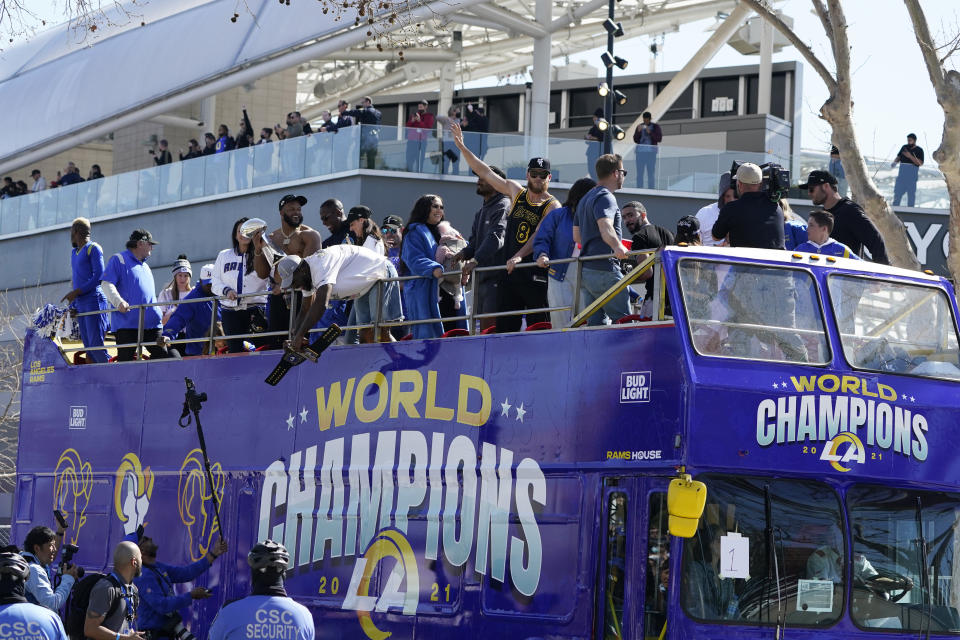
left=739, top=0, right=838, bottom=91
left=903, top=0, right=960, bottom=282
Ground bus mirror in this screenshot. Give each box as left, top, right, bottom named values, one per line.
left=667, top=474, right=707, bottom=538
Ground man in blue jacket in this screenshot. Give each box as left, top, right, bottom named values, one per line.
left=135, top=534, right=227, bottom=638
left=158, top=265, right=221, bottom=356
left=208, top=541, right=313, bottom=640
left=0, top=549, right=68, bottom=640
left=61, top=217, right=110, bottom=363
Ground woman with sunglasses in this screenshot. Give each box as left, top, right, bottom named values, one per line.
left=400, top=195, right=446, bottom=339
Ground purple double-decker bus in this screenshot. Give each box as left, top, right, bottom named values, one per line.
left=13, top=246, right=960, bottom=639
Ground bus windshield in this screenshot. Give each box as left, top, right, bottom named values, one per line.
left=828, top=275, right=960, bottom=380
left=680, top=475, right=845, bottom=627
left=848, top=485, right=960, bottom=632
left=678, top=260, right=830, bottom=364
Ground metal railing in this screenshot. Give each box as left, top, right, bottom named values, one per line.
left=59, top=249, right=665, bottom=364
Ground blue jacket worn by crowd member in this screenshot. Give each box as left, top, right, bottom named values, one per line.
left=783, top=218, right=808, bottom=251
left=21, top=552, right=74, bottom=612
left=161, top=285, right=220, bottom=356
left=401, top=223, right=443, bottom=340
left=207, top=595, right=314, bottom=640
left=0, top=602, right=68, bottom=639
left=101, top=249, right=162, bottom=331
left=71, top=241, right=110, bottom=363
left=532, top=205, right=576, bottom=282
left=794, top=238, right=861, bottom=259
left=134, top=558, right=211, bottom=632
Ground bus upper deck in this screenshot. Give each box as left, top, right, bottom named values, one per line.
left=13, top=245, right=960, bottom=639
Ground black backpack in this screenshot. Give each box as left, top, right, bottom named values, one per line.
left=63, top=573, right=122, bottom=640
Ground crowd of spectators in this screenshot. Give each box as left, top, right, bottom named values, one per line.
left=55, top=117, right=893, bottom=362
left=1, top=162, right=105, bottom=198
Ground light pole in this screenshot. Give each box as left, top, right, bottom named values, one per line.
left=600, top=10, right=626, bottom=155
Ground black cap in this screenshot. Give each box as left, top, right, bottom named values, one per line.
left=129, top=229, right=157, bottom=245
left=346, top=205, right=372, bottom=224
left=382, top=215, right=403, bottom=229
left=528, top=157, right=551, bottom=172
left=798, top=170, right=838, bottom=189
left=278, top=194, right=307, bottom=210
left=677, top=215, right=700, bottom=234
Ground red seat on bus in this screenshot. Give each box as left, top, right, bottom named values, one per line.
left=400, top=333, right=414, bottom=341
left=481, top=325, right=497, bottom=335
left=442, top=328, right=470, bottom=338
left=525, top=321, right=552, bottom=331
left=615, top=314, right=646, bottom=324
left=73, top=351, right=87, bottom=365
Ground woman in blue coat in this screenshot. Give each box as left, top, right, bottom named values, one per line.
left=401, top=194, right=446, bottom=339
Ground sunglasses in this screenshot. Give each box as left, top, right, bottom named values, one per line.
left=616, top=169, right=629, bottom=177
left=529, top=170, right=550, bottom=179
left=384, top=228, right=399, bottom=234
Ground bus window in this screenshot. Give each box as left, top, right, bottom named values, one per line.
left=848, top=485, right=960, bottom=632
left=677, top=260, right=829, bottom=365
left=644, top=493, right=669, bottom=639
left=827, top=275, right=960, bottom=380
left=603, top=492, right=628, bottom=640
left=680, top=475, right=844, bottom=628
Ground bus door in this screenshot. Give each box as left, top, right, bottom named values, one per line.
left=595, top=477, right=670, bottom=640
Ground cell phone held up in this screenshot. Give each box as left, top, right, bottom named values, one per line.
left=54, top=509, right=68, bottom=530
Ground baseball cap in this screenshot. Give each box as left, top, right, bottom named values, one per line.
left=276, top=255, right=303, bottom=290
left=129, top=229, right=157, bottom=245
left=677, top=215, right=700, bottom=235
left=346, top=205, right=372, bottom=224
left=171, top=258, right=192, bottom=275
left=382, top=215, right=403, bottom=229
left=528, top=157, right=551, bottom=172
left=798, top=170, right=838, bottom=189
left=735, top=163, right=763, bottom=185
left=278, top=194, right=307, bottom=210
left=199, top=264, right=214, bottom=283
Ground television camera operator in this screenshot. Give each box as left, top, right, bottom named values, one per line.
left=711, top=162, right=789, bottom=250
left=22, top=517, right=80, bottom=612
left=135, top=534, right=228, bottom=640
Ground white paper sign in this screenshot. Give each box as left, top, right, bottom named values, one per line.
left=796, top=579, right=834, bottom=613
left=719, top=532, right=749, bottom=579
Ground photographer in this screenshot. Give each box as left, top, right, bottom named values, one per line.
left=22, top=525, right=79, bottom=612
left=711, top=163, right=784, bottom=250
left=134, top=535, right=227, bottom=639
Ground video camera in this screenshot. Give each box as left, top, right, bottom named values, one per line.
left=54, top=509, right=84, bottom=580
left=730, top=160, right=791, bottom=203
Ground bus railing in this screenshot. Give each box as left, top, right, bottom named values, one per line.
left=60, top=248, right=663, bottom=363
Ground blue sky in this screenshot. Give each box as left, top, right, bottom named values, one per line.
left=18, top=0, right=960, bottom=162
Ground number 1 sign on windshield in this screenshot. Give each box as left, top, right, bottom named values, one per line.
left=719, top=532, right=749, bottom=579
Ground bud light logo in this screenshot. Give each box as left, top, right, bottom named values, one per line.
left=620, top=371, right=651, bottom=404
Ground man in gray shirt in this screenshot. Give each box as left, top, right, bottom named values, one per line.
left=455, top=166, right=510, bottom=332
left=84, top=541, right=143, bottom=640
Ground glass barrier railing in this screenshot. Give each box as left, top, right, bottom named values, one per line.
left=0, top=125, right=948, bottom=237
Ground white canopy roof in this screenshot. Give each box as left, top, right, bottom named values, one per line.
left=0, top=0, right=733, bottom=172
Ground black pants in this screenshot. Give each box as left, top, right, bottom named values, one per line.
left=497, top=271, right=548, bottom=333
left=267, top=292, right=303, bottom=349
left=114, top=328, right=169, bottom=361
left=221, top=307, right=269, bottom=353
